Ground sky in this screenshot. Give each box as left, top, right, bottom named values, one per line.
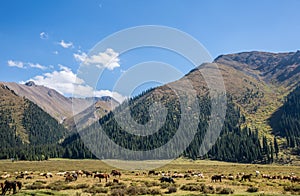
left=1, top=0, right=300, bottom=102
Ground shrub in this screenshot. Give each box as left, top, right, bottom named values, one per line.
left=218, top=187, right=234, bottom=194
left=144, top=181, right=160, bottom=187
left=84, top=185, right=108, bottom=194
left=149, top=188, right=161, bottom=195
left=160, top=182, right=172, bottom=189
left=25, top=182, right=45, bottom=190
left=166, top=186, right=177, bottom=194
left=202, top=185, right=215, bottom=194
left=74, top=183, right=89, bottom=189
left=109, top=182, right=127, bottom=190
left=247, top=186, right=259, bottom=192
left=284, top=185, right=300, bottom=193
left=46, top=181, right=71, bottom=191
left=180, top=183, right=203, bottom=191
left=110, top=188, right=126, bottom=196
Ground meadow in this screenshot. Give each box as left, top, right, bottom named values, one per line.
left=0, top=158, right=299, bottom=195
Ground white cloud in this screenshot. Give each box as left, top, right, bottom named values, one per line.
left=40, top=32, right=48, bottom=40
left=7, top=60, right=48, bottom=70
left=59, top=40, right=73, bottom=48
left=24, top=65, right=126, bottom=103
left=7, top=60, right=25, bottom=68
left=53, top=51, right=59, bottom=55
left=74, top=48, right=120, bottom=70
left=28, top=63, right=47, bottom=70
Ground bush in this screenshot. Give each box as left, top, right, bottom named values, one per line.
left=218, top=187, right=234, bottom=194
left=180, top=183, right=203, bottom=191
left=109, top=183, right=127, bottom=190
left=26, top=181, right=45, bottom=190
left=110, top=188, right=126, bottom=196
left=247, top=186, right=259, bottom=192
left=46, top=181, right=71, bottom=191
left=84, top=185, right=108, bottom=194
left=284, top=185, right=300, bottom=193
left=166, top=186, right=177, bottom=194
left=160, top=182, right=172, bottom=189
left=74, top=183, right=89, bottom=189
left=149, top=188, right=161, bottom=195
left=144, top=181, right=160, bottom=187
left=202, top=185, right=215, bottom=194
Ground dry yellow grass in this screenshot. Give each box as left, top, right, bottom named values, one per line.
left=0, top=158, right=299, bottom=195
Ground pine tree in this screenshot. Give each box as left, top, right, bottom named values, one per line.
left=274, top=137, right=279, bottom=159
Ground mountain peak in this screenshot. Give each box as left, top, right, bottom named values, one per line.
left=25, top=81, right=36, bottom=86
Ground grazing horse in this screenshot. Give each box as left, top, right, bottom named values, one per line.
left=83, top=170, right=93, bottom=177
left=94, top=173, right=110, bottom=182
left=159, top=177, right=175, bottom=183
left=241, top=174, right=252, bottom=181
left=1, top=180, right=21, bottom=195
left=211, top=175, right=223, bottom=182
left=111, top=170, right=121, bottom=178
left=65, top=174, right=77, bottom=182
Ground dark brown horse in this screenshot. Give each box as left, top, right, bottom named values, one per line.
left=241, top=174, right=252, bottom=181
left=211, top=175, right=223, bottom=182
left=94, top=173, right=110, bottom=182
left=1, top=180, right=22, bottom=195
left=111, top=170, right=121, bottom=178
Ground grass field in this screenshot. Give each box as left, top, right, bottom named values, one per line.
left=0, top=158, right=300, bottom=195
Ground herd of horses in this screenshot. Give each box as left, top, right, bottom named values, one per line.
left=0, top=168, right=299, bottom=195
left=64, top=169, right=122, bottom=183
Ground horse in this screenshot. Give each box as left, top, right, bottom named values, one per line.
left=211, top=175, right=223, bottom=182
left=159, top=177, right=175, bottom=183
left=111, top=170, right=121, bottom=178
left=1, top=180, right=21, bottom=195
left=83, top=170, right=93, bottom=177
left=241, top=174, right=252, bottom=181
left=65, top=174, right=77, bottom=182
left=94, top=173, right=110, bottom=182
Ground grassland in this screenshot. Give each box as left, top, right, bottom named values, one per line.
left=1, top=158, right=299, bottom=196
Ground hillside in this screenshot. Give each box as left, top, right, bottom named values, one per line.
left=270, top=86, right=300, bottom=154
left=2, top=82, right=118, bottom=129
left=0, top=84, right=68, bottom=160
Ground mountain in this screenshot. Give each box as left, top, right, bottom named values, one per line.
left=0, top=83, right=67, bottom=160
left=1, top=50, right=299, bottom=163
left=62, top=50, right=300, bottom=163
left=63, top=96, right=119, bottom=131
left=214, top=50, right=300, bottom=88
left=1, top=82, right=119, bottom=128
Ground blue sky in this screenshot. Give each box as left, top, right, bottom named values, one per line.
left=1, top=0, right=300, bottom=102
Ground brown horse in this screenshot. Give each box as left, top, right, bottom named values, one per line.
left=65, top=174, right=77, bottom=182
left=94, top=173, right=110, bottom=182
left=83, top=170, right=93, bottom=177
left=1, top=180, right=22, bottom=195
left=241, top=174, right=252, bottom=181
left=111, top=170, right=121, bottom=178
left=211, top=175, right=223, bottom=182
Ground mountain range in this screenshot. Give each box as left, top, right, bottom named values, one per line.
left=0, top=50, right=299, bottom=163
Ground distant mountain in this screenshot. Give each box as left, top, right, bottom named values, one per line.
left=64, top=96, right=119, bottom=131
left=1, top=82, right=119, bottom=129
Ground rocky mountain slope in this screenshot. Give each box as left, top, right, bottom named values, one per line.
left=1, top=82, right=118, bottom=129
